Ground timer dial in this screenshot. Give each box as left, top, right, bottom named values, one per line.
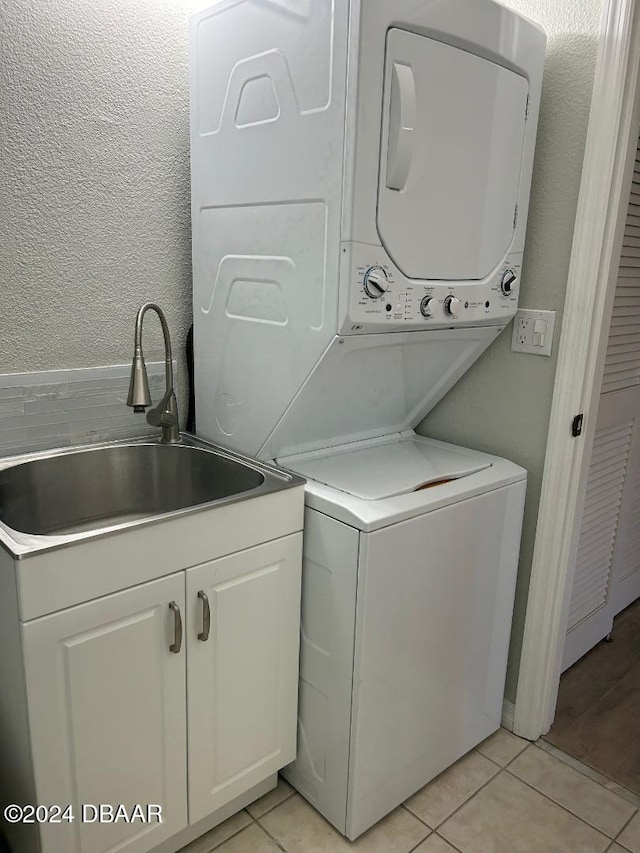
left=363, top=266, right=389, bottom=299
left=444, top=295, right=461, bottom=317
left=501, top=269, right=517, bottom=296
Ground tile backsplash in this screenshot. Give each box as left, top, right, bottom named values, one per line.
left=0, top=362, right=174, bottom=457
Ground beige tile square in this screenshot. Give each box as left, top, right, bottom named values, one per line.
left=612, top=845, right=632, bottom=853
left=350, top=807, right=430, bottom=852
left=404, top=750, right=499, bottom=828
left=508, top=745, right=635, bottom=837
left=476, top=727, right=528, bottom=766
left=180, top=811, right=252, bottom=852
left=247, top=776, right=295, bottom=818
left=618, top=812, right=640, bottom=852
left=440, top=772, right=609, bottom=853
left=260, top=793, right=430, bottom=852
left=413, top=834, right=458, bottom=852
left=214, top=823, right=281, bottom=853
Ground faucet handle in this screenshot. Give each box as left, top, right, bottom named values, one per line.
left=147, top=408, right=177, bottom=428
left=146, top=389, right=178, bottom=433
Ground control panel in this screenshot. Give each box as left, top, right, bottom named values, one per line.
left=339, top=243, right=523, bottom=334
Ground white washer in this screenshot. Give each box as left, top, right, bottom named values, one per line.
left=277, top=433, right=526, bottom=839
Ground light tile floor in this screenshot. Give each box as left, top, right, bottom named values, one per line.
left=180, top=730, right=640, bottom=853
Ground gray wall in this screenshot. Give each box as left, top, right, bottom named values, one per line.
left=0, top=0, right=205, bottom=418
left=418, top=0, right=603, bottom=701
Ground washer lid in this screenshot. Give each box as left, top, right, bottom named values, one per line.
left=279, top=434, right=491, bottom=500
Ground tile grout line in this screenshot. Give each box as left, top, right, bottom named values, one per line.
left=406, top=830, right=434, bottom=853
left=252, top=810, right=288, bottom=852
left=250, top=787, right=297, bottom=821
left=210, top=745, right=637, bottom=853
left=205, top=785, right=296, bottom=853
left=248, top=784, right=298, bottom=852
left=501, top=741, right=536, bottom=772
left=253, top=795, right=431, bottom=853
left=502, top=740, right=635, bottom=837
left=434, top=830, right=465, bottom=853
left=475, top=748, right=513, bottom=771
left=254, top=790, right=430, bottom=852
left=536, top=739, right=640, bottom=810
left=410, top=753, right=616, bottom=848
left=401, top=802, right=433, bottom=832
left=207, top=811, right=255, bottom=852
left=607, top=837, right=632, bottom=853
left=514, top=740, right=639, bottom=817
left=255, top=795, right=432, bottom=853
left=612, top=808, right=637, bottom=846
left=502, top=762, right=627, bottom=841
left=399, top=743, right=510, bottom=832
left=403, top=760, right=504, bottom=836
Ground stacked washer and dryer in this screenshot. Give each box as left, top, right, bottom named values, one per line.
left=189, top=0, right=545, bottom=840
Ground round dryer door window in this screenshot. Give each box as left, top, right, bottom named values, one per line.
left=377, top=28, right=529, bottom=282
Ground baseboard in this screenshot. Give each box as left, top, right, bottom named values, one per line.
left=501, top=698, right=515, bottom=731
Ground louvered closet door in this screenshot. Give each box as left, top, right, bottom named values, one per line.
left=563, top=142, right=640, bottom=671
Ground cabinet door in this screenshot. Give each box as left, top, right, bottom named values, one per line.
left=187, top=533, right=302, bottom=822
left=22, top=574, right=187, bottom=853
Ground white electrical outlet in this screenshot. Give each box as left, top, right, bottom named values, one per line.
left=511, top=309, right=556, bottom=356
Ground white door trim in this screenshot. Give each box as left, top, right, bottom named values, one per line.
left=513, top=0, right=640, bottom=739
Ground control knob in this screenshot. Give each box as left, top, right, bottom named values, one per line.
left=420, top=296, right=433, bottom=318
left=501, top=269, right=517, bottom=296
left=443, top=295, right=461, bottom=318
left=363, top=266, right=389, bottom=299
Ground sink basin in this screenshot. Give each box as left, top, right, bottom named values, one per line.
left=0, top=435, right=303, bottom=555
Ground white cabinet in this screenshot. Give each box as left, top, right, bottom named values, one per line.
left=187, top=535, right=302, bottom=822
left=2, top=533, right=302, bottom=853
left=22, top=573, right=188, bottom=853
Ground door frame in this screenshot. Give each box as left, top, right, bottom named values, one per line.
left=513, top=0, right=640, bottom=739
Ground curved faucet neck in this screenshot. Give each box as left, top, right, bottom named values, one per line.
left=133, top=303, right=180, bottom=444
left=135, top=302, right=174, bottom=391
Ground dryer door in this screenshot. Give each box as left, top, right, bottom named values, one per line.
left=377, top=29, right=529, bottom=282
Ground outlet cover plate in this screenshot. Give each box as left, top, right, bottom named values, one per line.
left=511, top=309, right=556, bottom=356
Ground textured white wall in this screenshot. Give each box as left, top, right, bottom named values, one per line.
left=0, top=0, right=208, bottom=419
left=419, top=0, right=604, bottom=701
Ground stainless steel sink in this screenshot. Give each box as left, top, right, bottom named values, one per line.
left=0, top=434, right=303, bottom=556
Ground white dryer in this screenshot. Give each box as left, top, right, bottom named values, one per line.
left=277, top=433, right=526, bottom=838
left=189, top=0, right=545, bottom=840
left=189, top=0, right=545, bottom=462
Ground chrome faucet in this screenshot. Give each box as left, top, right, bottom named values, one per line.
left=127, top=303, right=180, bottom=444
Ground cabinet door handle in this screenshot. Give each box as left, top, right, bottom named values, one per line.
left=197, top=590, right=211, bottom=642
left=168, top=601, right=183, bottom=653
